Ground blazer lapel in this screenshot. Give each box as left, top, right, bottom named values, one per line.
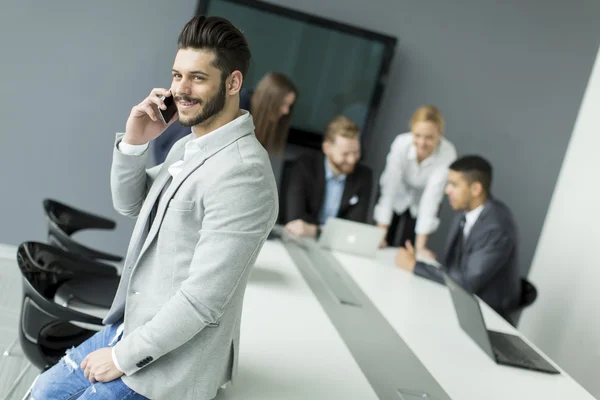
left=125, top=139, right=189, bottom=267
left=136, top=148, right=210, bottom=260
left=444, top=214, right=462, bottom=265
left=463, top=203, right=491, bottom=251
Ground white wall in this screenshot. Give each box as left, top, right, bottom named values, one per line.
left=520, top=45, right=600, bottom=399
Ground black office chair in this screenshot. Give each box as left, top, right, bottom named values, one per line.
left=509, top=278, right=538, bottom=327
left=519, top=278, right=537, bottom=307
left=16, top=241, right=119, bottom=371
left=43, top=199, right=123, bottom=263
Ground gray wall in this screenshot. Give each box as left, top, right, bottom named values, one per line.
left=1, top=0, right=599, bottom=273
left=263, top=0, right=600, bottom=272
left=0, top=0, right=198, bottom=255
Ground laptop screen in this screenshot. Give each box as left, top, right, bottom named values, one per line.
left=443, top=273, right=495, bottom=358
left=318, top=218, right=385, bottom=258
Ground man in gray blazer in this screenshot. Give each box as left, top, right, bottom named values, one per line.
left=395, top=155, right=521, bottom=324
left=31, top=16, right=277, bottom=400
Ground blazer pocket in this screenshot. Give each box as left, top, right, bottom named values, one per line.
left=168, top=199, right=195, bottom=211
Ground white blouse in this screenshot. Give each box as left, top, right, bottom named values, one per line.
left=373, top=132, right=457, bottom=235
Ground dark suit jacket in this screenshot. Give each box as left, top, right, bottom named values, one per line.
left=414, top=198, right=521, bottom=318
left=283, top=152, right=373, bottom=225
left=153, top=89, right=252, bottom=164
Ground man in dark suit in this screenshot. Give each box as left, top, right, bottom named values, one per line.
left=395, top=155, right=521, bottom=322
left=283, top=115, right=373, bottom=237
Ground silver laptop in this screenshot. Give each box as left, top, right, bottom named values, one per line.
left=318, top=218, right=386, bottom=258
left=443, top=272, right=559, bottom=374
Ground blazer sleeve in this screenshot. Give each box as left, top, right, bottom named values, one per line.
left=414, top=261, right=445, bottom=284
left=110, top=133, right=161, bottom=218
left=454, top=228, right=515, bottom=293
left=283, top=159, right=311, bottom=223
left=113, top=163, right=277, bottom=376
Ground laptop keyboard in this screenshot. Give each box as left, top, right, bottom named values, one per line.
left=488, top=331, right=538, bottom=366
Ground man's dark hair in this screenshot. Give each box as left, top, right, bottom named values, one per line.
left=449, top=155, right=493, bottom=195
left=178, top=16, right=251, bottom=79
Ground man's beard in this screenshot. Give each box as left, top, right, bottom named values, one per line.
left=177, top=81, right=227, bottom=127
left=330, top=158, right=356, bottom=175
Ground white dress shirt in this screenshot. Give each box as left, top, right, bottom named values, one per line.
left=373, top=132, right=457, bottom=235
left=462, top=203, right=485, bottom=239
left=110, top=113, right=249, bottom=373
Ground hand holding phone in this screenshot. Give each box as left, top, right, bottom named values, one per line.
left=124, top=88, right=179, bottom=145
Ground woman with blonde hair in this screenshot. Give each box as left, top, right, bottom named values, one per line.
left=153, top=71, right=297, bottom=163
left=374, top=105, right=457, bottom=250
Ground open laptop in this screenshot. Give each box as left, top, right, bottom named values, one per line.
left=318, top=218, right=386, bottom=258
left=443, top=272, right=559, bottom=374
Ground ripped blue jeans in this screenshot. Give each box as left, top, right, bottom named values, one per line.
left=30, top=322, right=148, bottom=400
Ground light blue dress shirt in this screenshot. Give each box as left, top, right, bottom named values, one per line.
left=318, top=158, right=347, bottom=226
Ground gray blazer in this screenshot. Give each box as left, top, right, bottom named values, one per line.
left=104, top=112, right=278, bottom=400
left=414, top=198, right=521, bottom=319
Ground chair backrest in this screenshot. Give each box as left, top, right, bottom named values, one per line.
left=507, top=277, right=538, bottom=328
left=17, top=242, right=106, bottom=370
left=43, top=199, right=115, bottom=233
left=519, top=277, right=537, bottom=308
left=43, top=199, right=123, bottom=262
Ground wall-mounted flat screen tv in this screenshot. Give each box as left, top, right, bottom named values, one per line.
left=197, top=0, right=398, bottom=150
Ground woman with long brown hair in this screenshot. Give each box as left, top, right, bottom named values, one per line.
left=251, top=72, right=297, bottom=155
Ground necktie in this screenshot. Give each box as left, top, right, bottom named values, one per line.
left=454, top=215, right=467, bottom=267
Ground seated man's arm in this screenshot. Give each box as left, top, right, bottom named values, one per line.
left=414, top=228, right=514, bottom=292
left=112, top=164, right=276, bottom=376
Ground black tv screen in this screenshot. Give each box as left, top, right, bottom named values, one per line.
left=197, top=0, right=397, bottom=150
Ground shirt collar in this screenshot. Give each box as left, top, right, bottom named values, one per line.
left=464, top=203, right=485, bottom=228
left=182, top=110, right=252, bottom=162
left=407, top=145, right=418, bottom=160
left=407, top=140, right=442, bottom=166
left=324, top=157, right=347, bottom=182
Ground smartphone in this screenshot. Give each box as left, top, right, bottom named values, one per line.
left=158, top=91, right=178, bottom=124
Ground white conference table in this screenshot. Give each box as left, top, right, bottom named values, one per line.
left=215, top=239, right=379, bottom=399
left=332, top=247, right=596, bottom=400
left=2, top=240, right=595, bottom=400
